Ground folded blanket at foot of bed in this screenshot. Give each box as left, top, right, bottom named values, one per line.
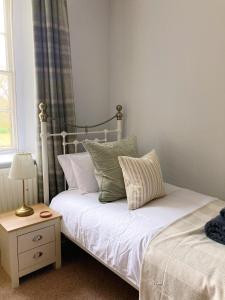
left=140, top=199, right=225, bottom=300
left=205, top=212, right=225, bottom=245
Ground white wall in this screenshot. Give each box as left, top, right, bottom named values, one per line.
left=109, top=0, right=225, bottom=199
left=67, top=0, right=110, bottom=125
left=11, top=0, right=225, bottom=199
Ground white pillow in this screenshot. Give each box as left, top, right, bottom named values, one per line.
left=58, top=154, right=78, bottom=189
left=70, top=153, right=99, bottom=194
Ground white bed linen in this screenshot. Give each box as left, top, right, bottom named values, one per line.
left=50, top=183, right=217, bottom=287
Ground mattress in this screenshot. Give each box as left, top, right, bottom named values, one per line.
left=50, top=183, right=216, bottom=287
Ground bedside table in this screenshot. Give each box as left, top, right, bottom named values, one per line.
left=0, top=204, right=62, bottom=288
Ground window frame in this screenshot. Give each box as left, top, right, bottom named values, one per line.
left=0, top=0, right=17, bottom=154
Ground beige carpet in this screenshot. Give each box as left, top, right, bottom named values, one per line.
left=0, top=239, right=138, bottom=300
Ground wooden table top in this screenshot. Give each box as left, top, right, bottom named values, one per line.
left=0, top=203, right=61, bottom=232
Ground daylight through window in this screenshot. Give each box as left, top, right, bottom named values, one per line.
left=0, top=0, right=16, bottom=151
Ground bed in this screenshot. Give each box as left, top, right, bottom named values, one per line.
left=38, top=103, right=225, bottom=299
left=49, top=184, right=216, bottom=290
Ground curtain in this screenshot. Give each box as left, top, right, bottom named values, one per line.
left=32, top=0, right=76, bottom=201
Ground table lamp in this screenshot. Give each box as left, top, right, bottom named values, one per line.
left=9, top=153, right=36, bottom=217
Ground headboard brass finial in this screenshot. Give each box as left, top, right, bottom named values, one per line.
left=116, top=104, right=123, bottom=120
left=39, top=102, right=48, bottom=122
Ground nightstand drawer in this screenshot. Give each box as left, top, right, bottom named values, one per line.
left=18, top=226, right=55, bottom=253
left=18, top=242, right=55, bottom=271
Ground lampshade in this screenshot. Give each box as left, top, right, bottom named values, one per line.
left=9, top=153, right=36, bottom=180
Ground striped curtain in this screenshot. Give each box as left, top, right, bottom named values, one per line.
left=32, top=0, right=76, bottom=201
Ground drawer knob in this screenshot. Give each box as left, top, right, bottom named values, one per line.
left=33, top=251, right=43, bottom=259
left=32, top=235, right=43, bottom=242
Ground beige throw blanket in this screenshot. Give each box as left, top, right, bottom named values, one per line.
left=140, top=199, right=225, bottom=300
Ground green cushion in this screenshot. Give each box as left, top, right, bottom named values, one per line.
left=83, top=137, right=138, bottom=202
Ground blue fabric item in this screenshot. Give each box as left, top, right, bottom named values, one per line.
left=220, top=208, right=225, bottom=219
left=205, top=214, right=225, bottom=245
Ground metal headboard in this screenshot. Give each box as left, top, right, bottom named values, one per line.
left=38, top=102, right=123, bottom=205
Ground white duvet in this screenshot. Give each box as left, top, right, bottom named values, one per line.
left=50, top=184, right=216, bottom=287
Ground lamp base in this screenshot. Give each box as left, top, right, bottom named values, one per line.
left=15, top=204, right=34, bottom=217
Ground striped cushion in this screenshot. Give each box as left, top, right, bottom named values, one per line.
left=118, top=150, right=166, bottom=210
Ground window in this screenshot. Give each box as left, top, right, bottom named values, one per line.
left=0, top=0, right=16, bottom=152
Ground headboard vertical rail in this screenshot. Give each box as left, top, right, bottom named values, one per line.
left=39, top=103, right=50, bottom=205
left=116, top=105, right=123, bottom=140
left=62, top=132, right=66, bottom=155
left=104, top=129, right=108, bottom=142
left=74, top=141, right=78, bottom=153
